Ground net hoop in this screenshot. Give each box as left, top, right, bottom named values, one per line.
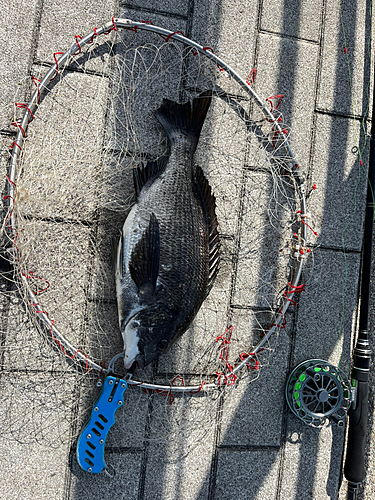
left=5, top=17, right=308, bottom=392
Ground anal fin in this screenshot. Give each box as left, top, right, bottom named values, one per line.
left=193, top=165, right=221, bottom=295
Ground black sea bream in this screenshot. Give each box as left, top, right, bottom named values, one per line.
left=115, top=91, right=220, bottom=370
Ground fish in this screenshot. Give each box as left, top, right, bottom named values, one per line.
left=114, top=90, right=220, bottom=370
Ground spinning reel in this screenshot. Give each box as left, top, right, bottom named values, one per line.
left=285, top=359, right=353, bottom=428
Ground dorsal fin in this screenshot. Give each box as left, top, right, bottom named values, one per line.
left=133, top=157, right=168, bottom=198
left=193, top=165, right=220, bottom=295
left=129, top=213, right=160, bottom=295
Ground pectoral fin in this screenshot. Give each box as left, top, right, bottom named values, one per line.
left=129, top=213, right=160, bottom=303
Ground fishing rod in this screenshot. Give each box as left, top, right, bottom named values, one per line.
left=342, top=54, right=375, bottom=500
left=285, top=39, right=375, bottom=500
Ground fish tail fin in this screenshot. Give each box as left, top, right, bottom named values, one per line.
left=154, top=90, right=212, bottom=146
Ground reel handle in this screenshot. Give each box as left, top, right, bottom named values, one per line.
left=344, top=379, right=369, bottom=490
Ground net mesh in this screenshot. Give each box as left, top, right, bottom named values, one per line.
left=0, top=22, right=308, bottom=449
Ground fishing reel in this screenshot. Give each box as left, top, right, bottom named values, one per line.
left=285, top=359, right=353, bottom=428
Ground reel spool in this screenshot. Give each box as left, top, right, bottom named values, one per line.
left=285, top=359, right=352, bottom=428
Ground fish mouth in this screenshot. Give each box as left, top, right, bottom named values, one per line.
left=124, top=352, right=145, bottom=371
left=123, top=341, right=163, bottom=370
left=122, top=316, right=143, bottom=370
left=122, top=318, right=170, bottom=370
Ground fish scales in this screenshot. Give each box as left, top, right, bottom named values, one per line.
left=115, top=91, right=220, bottom=370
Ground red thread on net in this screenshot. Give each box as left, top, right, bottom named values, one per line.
left=103, top=17, right=118, bottom=34
left=125, top=25, right=139, bottom=33
left=267, top=115, right=283, bottom=125
left=203, top=47, right=224, bottom=71
left=50, top=52, right=65, bottom=81
left=3, top=196, right=17, bottom=248
left=159, top=31, right=185, bottom=43
left=4, top=193, right=16, bottom=204
left=271, top=307, right=287, bottom=329
left=272, top=128, right=288, bottom=148
left=5, top=181, right=87, bottom=371
left=74, top=35, right=83, bottom=55
left=189, top=380, right=208, bottom=394
left=283, top=282, right=306, bottom=306
left=216, top=325, right=233, bottom=361
left=170, top=375, right=184, bottom=386
left=11, top=120, right=26, bottom=137
left=240, top=351, right=263, bottom=370
left=313, top=183, right=317, bottom=190
left=15, top=102, right=34, bottom=122
left=296, top=210, right=318, bottom=236
left=6, top=174, right=16, bottom=188
left=21, top=270, right=50, bottom=295
left=103, top=17, right=118, bottom=35
left=3, top=207, right=49, bottom=297
left=141, top=20, right=153, bottom=24
left=344, top=47, right=348, bottom=54
left=166, top=376, right=185, bottom=405
left=141, top=376, right=188, bottom=404
left=30, top=303, right=90, bottom=372
left=360, top=159, right=363, bottom=166
left=246, top=68, right=257, bottom=86
left=87, top=27, right=99, bottom=44
left=32, top=76, right=42, bottom=103
left=267, top=114, right=288, bottom=148
left=9, top=141, right=23, bottom=153
left=266, top=94, right=284, bottom=113
left=215, top=326, right=238, bottom=386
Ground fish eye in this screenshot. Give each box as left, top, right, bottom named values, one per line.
left=157, top=339, right=168, bottom=351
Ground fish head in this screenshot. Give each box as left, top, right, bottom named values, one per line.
left=122, top=317, right=174, bottom=370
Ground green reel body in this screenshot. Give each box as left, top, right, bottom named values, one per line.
left=285, top=359, right=352, bottom=427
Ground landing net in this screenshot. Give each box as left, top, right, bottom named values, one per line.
left=0, top=19, right=311, bottom=448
